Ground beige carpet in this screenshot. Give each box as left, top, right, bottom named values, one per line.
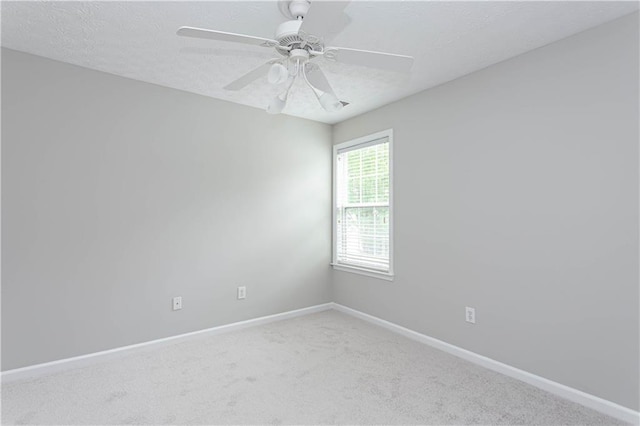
left=1, top=310, right=625, bottom=425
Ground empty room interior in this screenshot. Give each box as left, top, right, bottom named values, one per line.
left=1, top=1, right=639, bottom=425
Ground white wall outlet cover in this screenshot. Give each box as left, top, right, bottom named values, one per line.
left=237, top=286, right=246, bottom=300
left=172, top=296, right=183, bottom=311
left=465, top=307, right=476, bottom=324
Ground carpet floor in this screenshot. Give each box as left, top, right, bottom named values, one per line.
left=1, top=310, right=625, bottom=425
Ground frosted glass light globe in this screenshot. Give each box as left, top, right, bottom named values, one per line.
left=266, top=95, right=286, bottom=114
left=319, top=92, right=343, bottom=112
left=267, top=63, right=289, bottom=85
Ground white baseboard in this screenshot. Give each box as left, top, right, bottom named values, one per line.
left=331, top=302, right=639, bottom=425
left=3, top=301, right=637, bottom=424
left=1, top=302, right=333, bottom=383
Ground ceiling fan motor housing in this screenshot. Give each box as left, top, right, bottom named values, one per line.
left=275, top=19, right=303, bottom=40
left=275, top=19, right=323, bottom=57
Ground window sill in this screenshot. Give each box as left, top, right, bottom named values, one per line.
left=330, top=263, right=395, bottom=281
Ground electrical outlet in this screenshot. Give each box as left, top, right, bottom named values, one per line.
left=237, top=286, right=246, bottom=300
left=465, top=307, right=475, bottom=324
left=172, top=296, right=182, bottom=311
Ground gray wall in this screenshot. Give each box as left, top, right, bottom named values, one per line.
left=2, top=11, right=638, bottom=412
left=1, top=48, right=332, bottom=370
left=332, top=13, right=639, bottom=410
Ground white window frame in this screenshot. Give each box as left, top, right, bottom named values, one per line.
left=331, top=129, right=394, bottom=281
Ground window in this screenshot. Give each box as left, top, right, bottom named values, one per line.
left=332, top=129, right=393, bottom=280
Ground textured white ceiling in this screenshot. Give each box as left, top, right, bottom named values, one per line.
left=2, top=1, right=638, bottom=124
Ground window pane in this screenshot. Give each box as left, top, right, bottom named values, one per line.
left=377, top=175, right=389, bottom=203
left=348, top=177, right=361, bottom=204
left=347, top=151, right=361, bottom=177
left=335, top=137, right=391, bottom=272
left=361, top=151, right=376, bottom=176
left=361, top=176, right=376, bottom=203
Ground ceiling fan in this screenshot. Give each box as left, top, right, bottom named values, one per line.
left=177, top=0, right=414, bottom=114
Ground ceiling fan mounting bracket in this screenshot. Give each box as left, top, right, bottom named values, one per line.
left=278, top=0, right=311, bottom=20
left=323, top=48, right=337, bottom=61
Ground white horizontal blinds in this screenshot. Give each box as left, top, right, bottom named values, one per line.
left=336, top=137, right=390, bottom=271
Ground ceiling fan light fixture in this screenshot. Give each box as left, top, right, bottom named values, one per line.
left=266, top=94, right=287, bottom=114
left=319, top=92, right=343, bottom=112
left=267, top=63, right=289, bottom=85
left=267, top=74, right=297, bottom=114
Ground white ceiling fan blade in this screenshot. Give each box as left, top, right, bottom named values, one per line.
left=304, top=63, right=349, bottom=109
left=324, top=47, right=414, bottom=72
left=177, top=26, right=278, bottom=48
left=304, top=63, right=337, bottom=96
left=178, top=47, right=269, bottom=60
left=299, top=1, right=350, bottom=42
left=224, top=60, right=279, bottom=91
